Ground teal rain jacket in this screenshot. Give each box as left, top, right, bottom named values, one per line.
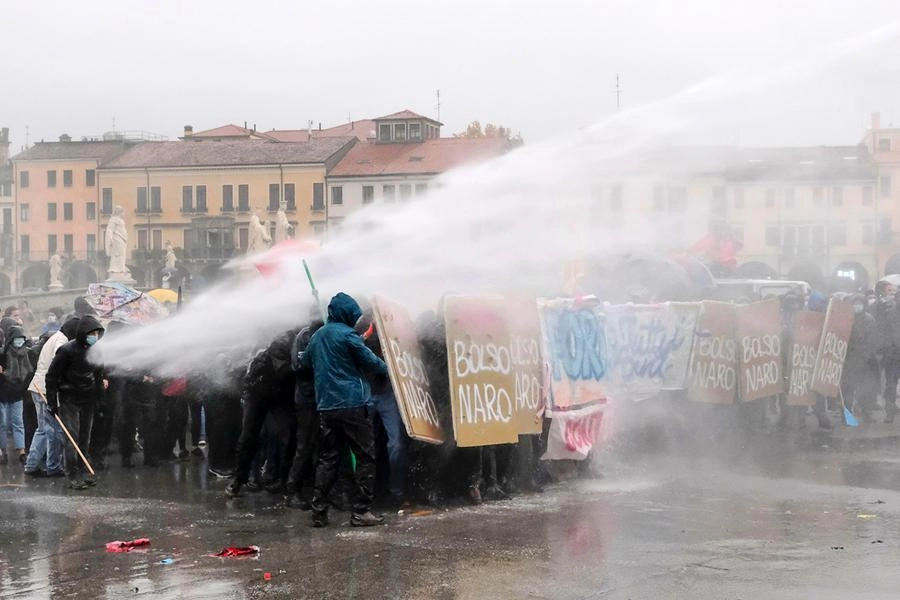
left=300, top=293, right=388, bottom=411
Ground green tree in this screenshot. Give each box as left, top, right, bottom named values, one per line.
left=455, top=120, right=522, bottom=143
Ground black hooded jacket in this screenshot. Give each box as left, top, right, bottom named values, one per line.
left=0, top=325, right=35, bottom=399
left=292, top=320, right=324, bottom=406
left=45, top=315, right=105, bottom=408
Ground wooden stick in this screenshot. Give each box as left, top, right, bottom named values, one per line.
left=35, top=388, right=95, bottom=477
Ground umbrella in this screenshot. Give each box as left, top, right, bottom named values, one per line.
left=84, top=283, right=169, bottom=325
left=148, top=288, right=178, bottom=304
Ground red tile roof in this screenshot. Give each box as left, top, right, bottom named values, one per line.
left=328, top=137, right=511, bottom=177
left=373, top=110, right=442, bottom=126
left=101, top=138, right=356, bottom=169
left=266, top=120, right=378, bottom=143
left=189, top=124, right=276, bottom=140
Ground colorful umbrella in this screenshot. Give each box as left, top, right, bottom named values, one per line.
left=84, top=283, right=169, bottom=325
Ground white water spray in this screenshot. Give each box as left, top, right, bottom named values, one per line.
left=94, top=25, right=900, bottom=377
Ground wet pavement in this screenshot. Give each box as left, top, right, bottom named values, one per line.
left=3, top=439, right=900, bottom=599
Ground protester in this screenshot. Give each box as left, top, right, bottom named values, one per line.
left=45, top=315, right=105, bottom=490
left=300, top=293, right=388, bottom=527
left=0, top=325, right=35, bottom=466
left=364, top=322, right=409, bottom=506
left=843, top=294, right=879, bottom=423
left=285, top=315, right=324, bottom=508
left=40, top=308, right=63, bottom=337
left=24, top=316, right=79, bottom=477
left=119, top=370, right=165, bottom=468
left=226, top=328, right=299, bottom=497
left=416, top=306, right=484, bottom=506
left=873, top=282, right=900, bottom=423
left=203, top=353, right=244, bottom=478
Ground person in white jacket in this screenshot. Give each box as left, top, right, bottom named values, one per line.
left=23, top=316, right=80, bottom=477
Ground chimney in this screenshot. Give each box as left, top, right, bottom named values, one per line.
left=59, top=133, right=71, bottom=143
left=184, top=125, right=193, bottom=138
left=253, top=123, right=256, bottom=132
left=0, top=127, right=8, bottom=163
left=351, top=121, right=355, bottom=130
left=872, top=112, right=882, bottom=130
left=244, top=121, right=248, bottom=130
left=318, top=122, right=322, bottom=131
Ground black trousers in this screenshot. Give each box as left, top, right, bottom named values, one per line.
left=164, top=396, right=189, bottom=455
left=120, top=402, right=164, bottom=464
left=190, top=397, right=203, bottom=447
left=260, top=400, right=296, bottom=486
left=312, top=407, right=377, bottom=515
left=205, top=392, right=243, bottom=472
left=232, top=394, right=275, bottom=485
left=89, top=383, right=119, bottom=462
left=286, top=404, right=319, bottom=496
left=58, top=402, right=93, bottom=480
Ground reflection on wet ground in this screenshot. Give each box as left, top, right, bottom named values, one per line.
left=4, top=444, right=900, bottom=599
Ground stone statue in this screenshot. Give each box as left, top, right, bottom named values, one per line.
left=274, top=201, right=294, bottom=243
left=48, top=253, right=63, bottom=289
left=247, top=213, right=271, bottom=253
left=105, top=205, right=134, bottom=283
left=165, top=241, right=177, bottom=270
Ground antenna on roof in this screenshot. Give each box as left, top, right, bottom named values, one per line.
left=25, top=125, right=29, bottom=148
left=436, top=89, right=441, bottom=122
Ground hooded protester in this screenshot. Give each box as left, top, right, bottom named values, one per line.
left=24, top=316, right=80, bottom=477
left=873, top=283, right=900, bottom=423
left=300, top=293, right=388, bottom=528
left=45, top=315, right=105, bottom=490
left=73, top=296, right=97, bottom=318
left=0, top=325, right=35, bottom=466
left=226, top=327, right=300, bottom=497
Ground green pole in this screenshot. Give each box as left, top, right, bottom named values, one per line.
left=302, top=259, right=327, bottom=321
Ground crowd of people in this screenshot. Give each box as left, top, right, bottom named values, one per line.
left=4, top=281, right=900, bottom=527
left=0, top=292, right=549, bottom=528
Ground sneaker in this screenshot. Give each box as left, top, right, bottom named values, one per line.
left=350, top=511, right=385, bottom=527
left=245, top=480, right=262, bottom=493
left=83, top=477, right=97, bottom=487
left=191, top=447, right=205, bottom=458
left=208, top=467, right=233, bottom=479
left=46, top=470, right=65, bottom=478
left=467, top=485, right=483, bottom=506
left=312, top=511, right=329, bottom=528
left=68, top=480, right=89, bottom=491
left=24, top=469, right=46, bottom=478
left=225, top=481, right=242, bottom=498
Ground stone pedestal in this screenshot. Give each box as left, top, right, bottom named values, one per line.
left=48, top=282, right=64, bottom=290
left=105, top=271, right=136, bottom=286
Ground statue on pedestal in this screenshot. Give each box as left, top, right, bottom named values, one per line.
left=105, top=205, right=134, bottom=283
left=274, top=201, right=294, bottom=243
left=48, top=253, right=64, bottom=289
left=165, top=241, right=177, bottom=270
left=247, top=214, right=271, bottom=254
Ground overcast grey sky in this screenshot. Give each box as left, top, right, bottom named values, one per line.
left=4, top=0, right=900, bottom=151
